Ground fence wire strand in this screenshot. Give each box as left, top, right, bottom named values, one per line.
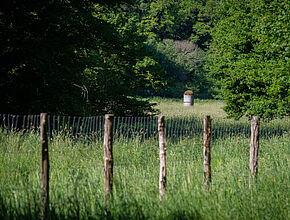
left=1, top=113, right=289, bottom=201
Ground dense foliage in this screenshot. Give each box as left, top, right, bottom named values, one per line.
left=0, top=0, right=163, bottom=116
left=135, top=0, right=215, bottom=98
left=1, top=0, right=288, bottom=119
left=207, top=0, right=289, bottom=119
left=143, top=39, right=213, bottom=98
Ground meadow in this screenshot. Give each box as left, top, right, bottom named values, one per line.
left=0, top=99, right=289, bottom=219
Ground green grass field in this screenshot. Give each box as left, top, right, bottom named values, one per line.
left=152, top=97, right=227, bottom=119
left=0, top=99, right=289, bottom=219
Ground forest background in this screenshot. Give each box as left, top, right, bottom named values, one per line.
left=0, top=0, right=289, bottom=119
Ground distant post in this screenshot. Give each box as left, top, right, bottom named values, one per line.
left=249, top=116, right=260, bottom=187
left=203, top=115, right=211, bottom=189
left=104, top=114, right=114, bottom=203
left=158, top=115, right=167, bottom=200
left=183, top=90, right=194, bottom=106
left=40, top=113, right=49, bottom=220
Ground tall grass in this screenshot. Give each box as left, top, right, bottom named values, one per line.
left=0, top=127, right=289, bottom=219
left=0, top=99, right=289, bottom=219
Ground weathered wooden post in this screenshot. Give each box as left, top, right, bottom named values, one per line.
left=249, top=116, right=260, bottom=187
left=104, top=114, right=114, bottom=203
left=203, top=115, right=211, bottom=189
left=158, top=115, right=167, bottom=200
left=40, top=113, right=49, bottom=220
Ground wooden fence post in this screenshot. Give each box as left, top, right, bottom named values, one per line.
left=40, top=113, right=49, bottom=220
left=158, top=115, right=166, bottom=200
left=203, top=115, right=211, bottom=189
left=104, top=114, right=114, bottom=202
left=249, top=116, right=260, bottom=187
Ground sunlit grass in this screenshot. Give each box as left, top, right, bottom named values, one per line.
left=0, top=99, right=289, bottom=219
left=0, top=129, right=289, bottom=219
left=151, top=97, right=227, bottom=119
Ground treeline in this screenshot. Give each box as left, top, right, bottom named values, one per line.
left=208, top=0, right=289, bottom=119
left=0, top=0, right=289, bottom=118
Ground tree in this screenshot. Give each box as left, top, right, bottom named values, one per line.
left=0, top=0, right=163, bottom=116
left=137, top=0, right=215, bottom=48
left=142, top=39, right=212, bottom=98
left=131, top=0, right=216, bottom=98
left=207, top=0, right=289, bottom=119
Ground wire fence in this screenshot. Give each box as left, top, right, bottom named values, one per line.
left=1, top=114, right=289, bottom=142
left=0, top=113, right=289, bottom=218
left=1, top=113, right=289, bottom=184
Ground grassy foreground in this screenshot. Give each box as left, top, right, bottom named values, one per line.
left=0, top=99, right=289, bottom=219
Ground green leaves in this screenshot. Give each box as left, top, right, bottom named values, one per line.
left=207, top=0, right=290, bottom=119
left=0, top=0, right=163, bottom=116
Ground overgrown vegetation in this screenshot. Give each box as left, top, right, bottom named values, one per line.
left=0, top=126, right=289, bottom=219
left=0, top=100, right=289, bottom=219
